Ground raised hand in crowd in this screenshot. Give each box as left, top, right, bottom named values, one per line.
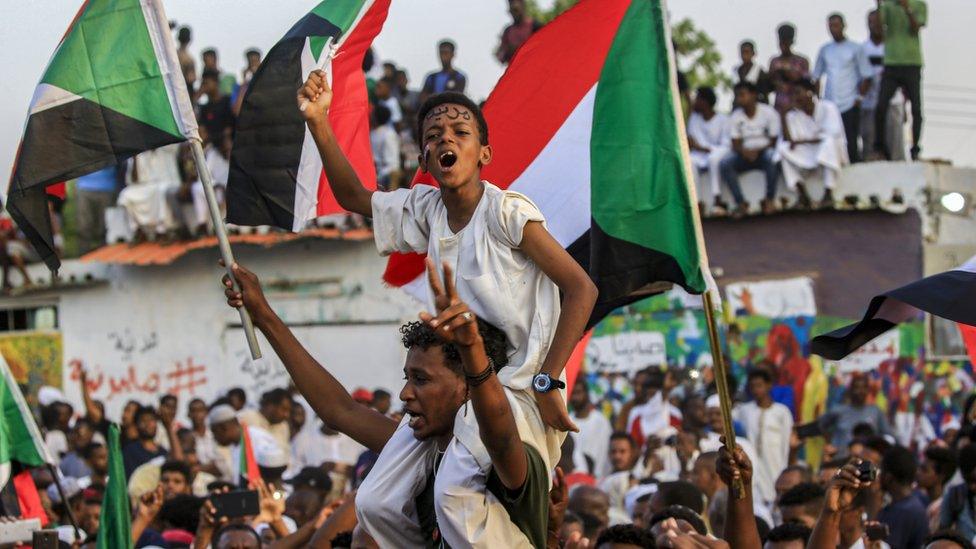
left=194, top=485, right=230, bottom=549
left=253, top=477, right=290, bottom=540
left=808, top=458, right=872, bottom=549
left=547, top=467, right=568, bottom=549
left=131, top=484, right=164, bottom=543
left=716, top=439, right=762, bottom=549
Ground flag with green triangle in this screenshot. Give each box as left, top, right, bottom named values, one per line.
left=0, top=354, right=49, bottom=489
left=98, top=423, right=132, bottom=549
left=6, top=0, right=198, bottom=273
left=383, top=0, right=712, bottom=326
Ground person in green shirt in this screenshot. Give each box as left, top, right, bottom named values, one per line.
left=874, top=0, right=927, bottom=160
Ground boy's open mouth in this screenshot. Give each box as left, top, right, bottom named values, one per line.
left=438, top=150, right=458, bottom=169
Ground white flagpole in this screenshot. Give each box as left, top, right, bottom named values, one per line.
left=189, top=141, right=263, bottom=359
left=144, top=0, right=261, bottom=359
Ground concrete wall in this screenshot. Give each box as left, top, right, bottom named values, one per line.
left=56, top=238, right=420, bottom=418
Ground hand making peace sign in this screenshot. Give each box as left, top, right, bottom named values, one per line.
left=418, top=258, right=481, bottom=348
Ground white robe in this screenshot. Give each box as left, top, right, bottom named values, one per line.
left=733, top=402, right=793, bottom=508
left=573, top=408, right=613, bottom=477
left=777, top=99, right=848, bottom=190
left=117, top=143, right=182, bottom=233
left=687, top=112, right=730, bottom=197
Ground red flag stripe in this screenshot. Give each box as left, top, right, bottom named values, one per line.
left=240, top=424, right=261, bottom=488
left=316, top=0, right=391, bottom=216
left=13, top=469, right=48, bottom=526
left=381, top=0, right=632, bottom=287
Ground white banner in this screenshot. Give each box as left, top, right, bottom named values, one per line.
left=585, top=331, right=667, bottom=373
left=725, top=276, right=817, bottom=318
left=833, top=329, right=900, bottom=373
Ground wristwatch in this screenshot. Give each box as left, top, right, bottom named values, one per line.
left=532, top=373, right=566, bottom=393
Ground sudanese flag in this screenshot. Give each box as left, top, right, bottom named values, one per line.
left=226, top=0, right=391, bottom=231
left=382, top=0, right=711, bottom=327
left=6, top=0, right=198, bottom=273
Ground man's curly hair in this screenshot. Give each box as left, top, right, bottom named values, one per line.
left=400, top=319, right=509, bottom=375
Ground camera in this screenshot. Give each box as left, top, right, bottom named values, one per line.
left=857, top=460, right=877, bottom=482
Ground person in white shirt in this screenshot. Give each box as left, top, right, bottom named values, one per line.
left=778, top=80, right=849, bottom=209
left=189, top=134, right=231, bottom=234
left=812, top=13, right=873, bottom=162
left=569, top=378, right=613, bottom=477
left=117, top=143, right=182, bottom=240
left=207, top=404, right=283, bottom=484
left=687, top=87, right=731, bottom=215
left=236, top=388, right=292, bottom=467
left=719, top=81, right=782, bottom=218
left=734, top=368, right=794, bottom=510
left=370, top=104, right=401, bottom=191
left=732, top=41, right=771, bottom=105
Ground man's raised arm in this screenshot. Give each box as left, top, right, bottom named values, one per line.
left=223, top=262, right=396, bottom=452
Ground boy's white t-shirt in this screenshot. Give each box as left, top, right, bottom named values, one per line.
left=372, top=182, right=561, bottom=395
left=729, top=103, right=781, bottom=150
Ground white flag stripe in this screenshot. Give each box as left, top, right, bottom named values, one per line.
left=142, top=0, right=199, bottom=140
left=27, top=83, right=82, bottom=116
left=0, top=354, right=55, bottom=467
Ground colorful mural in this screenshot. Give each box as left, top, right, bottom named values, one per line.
left=581, top=279, right=971, bottom=465
left=0, top=331, right=63, bottom=404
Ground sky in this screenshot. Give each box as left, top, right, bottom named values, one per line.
left=1, top=0, right=975, bottom=181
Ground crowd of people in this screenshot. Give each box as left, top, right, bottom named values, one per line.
left=6, top=1, right=955, bottom=548
left=27, top=353, right=976, bottom=548
left=686, top=2, right=926, bottom=218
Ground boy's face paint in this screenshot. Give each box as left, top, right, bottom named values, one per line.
left=419, top=103, right=491, bottom=189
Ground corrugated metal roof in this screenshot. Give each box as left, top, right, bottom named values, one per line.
left=80, top=228, right=373, bottom=266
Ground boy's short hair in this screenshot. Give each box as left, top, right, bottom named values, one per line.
left=695, top=87, right=717, bottom=108
left=610, top=431, right=637, bottom=449
left=767, top=523, right=813, bottom=545
left=779, top=482, right=825, bottom=513
left=733, top=81, right=759, bottom=95
left=828, top=12, right=845, bottom=23
left=739, top=40, right=756, bottom=52
left=416, top=92, right=489, bottom=146
left=883, top=446, right=918, bottom=485
left=438, top=39, right=456, bottom=52
left=202, top=48, right=217, bottom=58
left=777, top=23, right=796, bottom=42
left=746, top=367, right=773, bottom=384
left=161, top=460, right=192, bottom=483
left=135, top=405, right=158, bottom=422
left=925, top=447, right=958, bottom=485
left=649, top=505, right=707, bottom=534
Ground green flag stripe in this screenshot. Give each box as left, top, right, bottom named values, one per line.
left=589, top=0, right=705, bottom=292
left=41, top=0, right=181, bottom=137
left=98, top=424, right=132, bottom=549
left=310, top=0, right=368, bottom=34
left=0, top=373, right=44, bottom=467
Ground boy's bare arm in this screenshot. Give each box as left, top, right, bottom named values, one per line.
left=299, top=70, right=374, bottom=217
left=520, top=221, right=597, bottom=380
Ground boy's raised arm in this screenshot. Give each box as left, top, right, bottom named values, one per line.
left=298, top=70, right=374, bottom=217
